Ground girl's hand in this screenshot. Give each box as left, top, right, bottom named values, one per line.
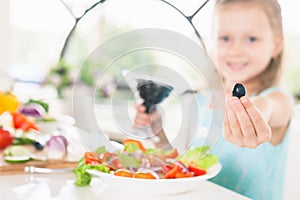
left=223, top=96, right=272, bottom=148
left=133, top=105, right=163, bottom=135
left=134, top=105, right=170, bottom=148
left=133, top=105, right=151, bottom=128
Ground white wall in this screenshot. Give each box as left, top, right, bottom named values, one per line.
left=0, top=0, right=10, bottom=74
left=283, top=105, right=300, bottom=200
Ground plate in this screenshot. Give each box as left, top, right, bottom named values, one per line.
left=86, top=162, right=222, bottom=195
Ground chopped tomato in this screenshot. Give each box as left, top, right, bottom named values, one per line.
left=174, top=171, right=195, bottom=178
left=84, top=152, right=101, bottom=165
left=175, top=171, right=186, bottom=178
left=161, top=165, right=172, bottom=174
left=163, top=164, right=181, bottom=179
left=114, top=169, right=133, bottom=178
left=11, top=112, right=39, bottom=132
left=188, top=161, right=206, bottom=176
left=0, top=128, right=13, bottom=149
left=134, top=172, right=157, bottom=179
left=161, top=148, right=179, bottom=160
left=123, top=139, right=146, bottom=152
left=101, top=152, right=124, bottom=170
left=183, top=171, right=195, bottom=178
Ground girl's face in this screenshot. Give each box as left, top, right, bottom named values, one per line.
left=210, top=2, right=282, bottom=85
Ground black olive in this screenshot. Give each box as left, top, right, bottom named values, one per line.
left=232, top=83, right=246, bottom=98
left=33, top=141, right=44, bottom=150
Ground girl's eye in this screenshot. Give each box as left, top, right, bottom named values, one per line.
left=247, top=37, right=257, bottom=43
left=219, top=36, right=230, bottom=42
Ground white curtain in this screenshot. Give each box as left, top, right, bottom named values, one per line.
left=0, top=0, right=10, bottom=74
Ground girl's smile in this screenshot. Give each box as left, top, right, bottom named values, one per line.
left=227, top=61, right=248, bottom=71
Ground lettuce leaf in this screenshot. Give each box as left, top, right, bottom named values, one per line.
left=73, top=158, right=110, bottom=186
left=179, top=146, right=218, bottom=170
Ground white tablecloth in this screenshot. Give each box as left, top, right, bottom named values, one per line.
left=0, top=172, right=250, bottom=200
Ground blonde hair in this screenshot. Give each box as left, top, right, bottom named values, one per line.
left=214, top=0, right=284, bottom=92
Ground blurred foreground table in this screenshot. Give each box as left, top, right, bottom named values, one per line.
left=0, top=172, right=250, bottom=200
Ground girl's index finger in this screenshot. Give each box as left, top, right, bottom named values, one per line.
left=230, top=97, right=256, bottom=138
left=240, top=97, right=271, bottom=143
left=135, top=104, right=146, bottom=112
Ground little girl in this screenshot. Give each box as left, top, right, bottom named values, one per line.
left=134, top=0, right=294, bottom=199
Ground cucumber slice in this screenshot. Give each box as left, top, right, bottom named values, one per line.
left=4, top=146, right=31, bottom=157
left=30, top=154, right=47, bottom=161
left=4, top=155, right=31, bottom=163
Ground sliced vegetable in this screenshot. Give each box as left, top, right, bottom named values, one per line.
left=4, top=155, right=31, bottom=163
left=28, top=99, right=49, bottom=113
left=114, top=169, right=133, bottom=178
left=104, top=154, right=124, bottom=170
left=0, top=128, right=14, bottom=149
left=0, top=91, right=19, bottom=115
left=123, top=139, right=146, bottom=152
left=134, top=172, right=157, bottom=179
left=73, top=143, right=219, bottom=187
left=73, top=158, right=110, bottom=186
left=4, top=145, right=32, bottom=163
left=20, top=103, right=46, bottom=118
left=179, top=146, right=218, bottom=170
left=146, top=148, right=179, bottom=160
left=188, top=161, right=206, bottom=176
left=136, top=168, right=159, bottom=179
left=46, top=135, right=68, bottom=159
left=163, top=164, right=181, bottom=179
left=117, top=152, right=141, bottom=168
left=13, top=137, right=44, bottom=150
left=13, top=137, right=35, bottom=145
left=4, top=145, right=31, bottom=157
left=84, top=152, right=101, bottom=165
left=0, top=112, right=13, bottom=127
left=11, top=112, right=39, bottom=132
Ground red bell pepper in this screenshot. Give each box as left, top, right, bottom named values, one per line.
left=123, top=139, right=146, bottom=152
left=84, top=152, right=102, bottom=165
left=11, top=112, right=39, bottom=132
left=188, top=161, right=206, bottom=176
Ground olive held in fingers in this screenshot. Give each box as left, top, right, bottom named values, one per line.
left=232, top=83, right=246, bottom=98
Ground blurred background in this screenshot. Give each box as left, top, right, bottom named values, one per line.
left=1, top=0, right=299, bottom=101
left=0, top=0, right=299, bottom=199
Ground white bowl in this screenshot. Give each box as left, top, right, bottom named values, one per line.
left=87, top=162, right=222, bottom=195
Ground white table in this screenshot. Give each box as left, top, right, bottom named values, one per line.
left=0, top=172, right=250, bottom=200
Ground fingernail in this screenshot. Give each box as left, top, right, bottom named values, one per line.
left=240, top=97, right=247, bottom=104
left=231, top=97, right=239, bottom=105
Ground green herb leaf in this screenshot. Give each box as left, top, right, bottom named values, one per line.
left=179, top=146, right=218, bottom=170
left=116, top=152, right=141, bottom=168
left=28, top=99, right=49, bottom=113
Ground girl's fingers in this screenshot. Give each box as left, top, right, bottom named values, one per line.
left=240, top=97, right=271, bottom=143
left=227, top=97, right=243, bottom=139
left=223, top=109, right=233, bottom=141
left=133, top=121, right=150, bottom=128
left=134, top=113, right=150, bottom=124
left=135, top=104, right=146, bottom=112
left=230, top=97, right=257, bottom=142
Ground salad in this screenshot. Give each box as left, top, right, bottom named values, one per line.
left=73, top=139, right=218, bottom=186
left=0, top=96, right=68, bottom=162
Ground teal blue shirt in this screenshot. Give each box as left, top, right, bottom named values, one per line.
left=193, top=87, right=290, bottom=200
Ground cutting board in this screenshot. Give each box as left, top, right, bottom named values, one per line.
left=0, top=159, right=77, bottom=175
left=0, top=146, right=78, bottom=175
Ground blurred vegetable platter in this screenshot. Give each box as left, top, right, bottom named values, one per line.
left=73, top=139, right=218, bottom=186
left=0, top=91, right=68, bottom=163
